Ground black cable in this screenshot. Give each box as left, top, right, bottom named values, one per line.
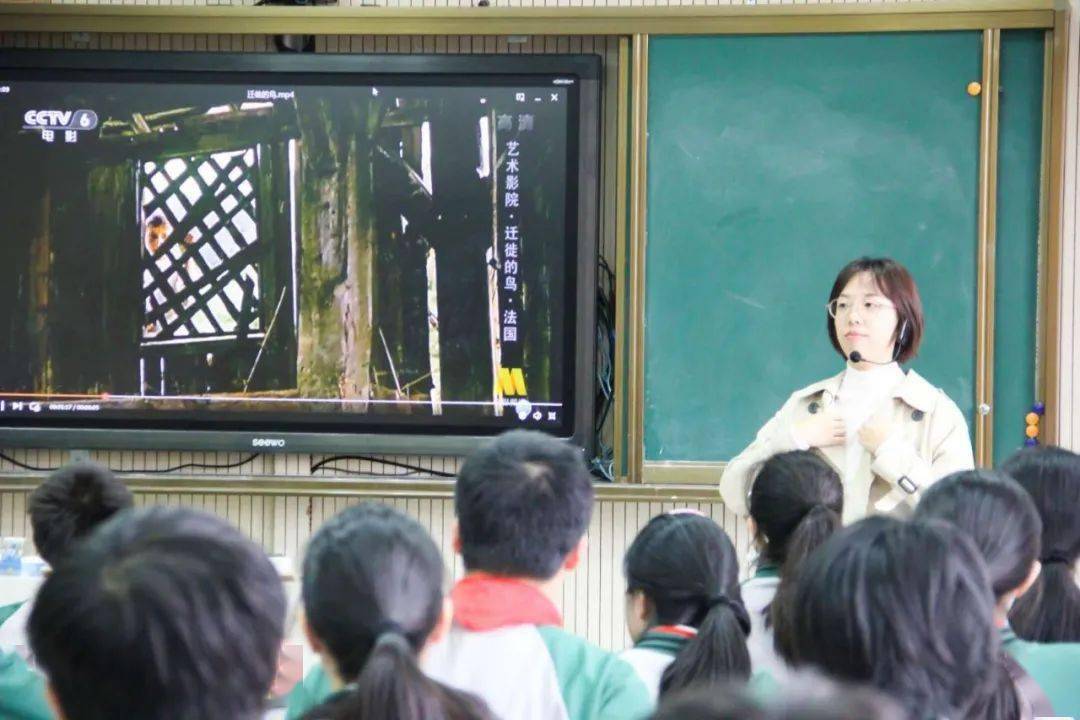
left=117, top=453, right=260, bottom=474
left=0, top=450, right=260, bottom=475
left=310, top=454, right=456, bottom=478
left=0, top=451, right=60, bottom=472
left=591, top=255, right=616, bottom=482
left=310, top=464, right=421, bottom=478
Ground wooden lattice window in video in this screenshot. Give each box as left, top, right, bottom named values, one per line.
left=140, top=149, right=263, bottom=344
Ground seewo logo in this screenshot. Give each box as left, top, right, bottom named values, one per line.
left=23, top=109, right=99, bottom=131
left=252, top=437, right=286, bottom=449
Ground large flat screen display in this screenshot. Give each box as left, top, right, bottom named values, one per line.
left=0, top=51, right=600, bottom=454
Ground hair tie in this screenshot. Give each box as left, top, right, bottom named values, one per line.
left=667, top=508, right=707, bottom=518
left=705, top=594, right=733, bottom=611
left=1041, top=554, right=1072, bottom=566
left=704, top=594, right=752, bottom=636
left=373, top=621, right=411, bottom=650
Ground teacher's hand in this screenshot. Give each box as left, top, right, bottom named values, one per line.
left=858, top=415, right=892, bottom=454
left=795, top=409, right=846, bottom=448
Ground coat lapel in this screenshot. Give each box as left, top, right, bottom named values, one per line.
left=796, top=373, right=847, bottom=475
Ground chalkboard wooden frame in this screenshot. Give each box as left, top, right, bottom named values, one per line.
left=0, top=2, right=1059, bottom=38
left=624, top=7, right=1068, bottom=485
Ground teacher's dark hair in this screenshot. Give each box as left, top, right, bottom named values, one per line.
left=301, top=502, right=493, bottom=720
left=826, top=257, right=924, bottom=363
left=783, top=516, right=999, bottom=720
left=1001, top=446, right=1080, bottom=642
left=748, top=451, right=842, bottom=657
left=624, top=511, right=751, bottom=696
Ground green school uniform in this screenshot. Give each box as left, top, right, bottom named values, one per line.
left=287, top=634, right=654, bottom=720
left=633, top=629, right=691, bottom=657
left=621, top=625, right=775, bottom=706
left=0, top=651, right=53, bottom=720
left=0, top=602, right=23, bottom=627
left=1001, top=626, right=1080, bottom=719
left=292, top=688, right=350, bottom=720
left=747, top=670, right=781, bottom=699
left=285, top=665, right=334, bottom=720
left=619, top=627, right=693, bottom=702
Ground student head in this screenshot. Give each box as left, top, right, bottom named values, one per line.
left=826, top=257, right=923, bottom=365
left=651, top=675, right=905, bottom=720
left=914, top=470, right=1042, bottom=720
left=624, top=510, right=751, bottom=695
left=454, top=429, right=593, bottom=580
left=781, top=516, right=998, bottom=720
left=914, top=470, right=1042, bottom=609
left=749, top=451, right=843, bottom=571
left=28, top=461, right=133, bottom=567
left=301, top=502, right=491, bottom=720
left=1001, top=446, right=1080, bottom=642
left=27, top=506, right=285, bottom=720
left=748, top=451, right=842, bottom=657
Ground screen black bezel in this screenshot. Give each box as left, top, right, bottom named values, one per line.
left=0, top=50, right=600, bottom=455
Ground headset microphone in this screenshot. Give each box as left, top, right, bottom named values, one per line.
left=848, top=320, right=908, bottom=365
left=847, top=350, right=894, bottom=366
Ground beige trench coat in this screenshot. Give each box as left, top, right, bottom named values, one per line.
left=719, top=369, right=974, bottom=524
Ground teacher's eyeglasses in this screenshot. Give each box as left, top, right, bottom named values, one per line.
left=826, top=298, right=896, bottom=319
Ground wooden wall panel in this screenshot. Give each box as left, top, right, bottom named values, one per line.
left=1, top=488, right=734, bottom=651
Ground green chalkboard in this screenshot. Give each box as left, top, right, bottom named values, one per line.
left=994, top=31, right=1045, bottom=465
left=644, top=32, right=984, bottom=462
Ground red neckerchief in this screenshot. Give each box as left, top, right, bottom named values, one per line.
left=648, top=624, right=698, bottom=639
left=451, top=573, right=563, bottom=631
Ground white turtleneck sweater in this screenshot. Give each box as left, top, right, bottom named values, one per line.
left=792, top=361, right=906, bottom=516
left=834, top=362, right=906, bottom=488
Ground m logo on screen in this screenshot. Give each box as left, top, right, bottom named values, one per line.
left=252, top=438, right=286, bottom=449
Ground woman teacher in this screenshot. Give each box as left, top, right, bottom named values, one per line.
left=720, top=257, right=974, bottom=524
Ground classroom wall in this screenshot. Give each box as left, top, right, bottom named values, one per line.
left=0, top=465, right=745, bottom=652
left=0, top=0, right=1078, bottom=654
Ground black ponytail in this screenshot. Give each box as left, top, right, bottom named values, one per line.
left=300, top=503, right=493, bottom=720
left=749, top=451, right=843, bottom=571
left=770, top=503, right=842, bottom=659
left=747, top=451, right=842, bottom=656
left=914, top=470, right=1045, bottom=720
left=775, top=504, right=841, bottom=578
left=1010, top=560, right=1080, bottom=642
left=303, top=631, right=490, bottom=720
left=659, top=592, right=752, bottom=696
left=1002, top=447, right=1080, bottom=643
left=625, top=512, right=751, bottom=698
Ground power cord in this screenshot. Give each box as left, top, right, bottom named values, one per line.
left=0, top=450, right=260, bottom=474
left=590, top=256, right=616, bottom=481
left=310, top=454, right=456, bottom=478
